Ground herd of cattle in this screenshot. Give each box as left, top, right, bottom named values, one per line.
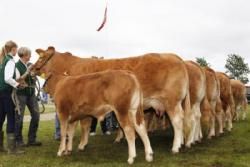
left=27, top=47, right=248, bottom=164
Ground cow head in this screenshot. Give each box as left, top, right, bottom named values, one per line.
left=30, top=46, right=56, bottom=77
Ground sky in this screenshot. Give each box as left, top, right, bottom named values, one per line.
left=0, top=0, right=250, bottom=75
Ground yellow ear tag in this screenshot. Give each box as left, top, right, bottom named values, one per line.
left=40, top=73, right=46, bottom=79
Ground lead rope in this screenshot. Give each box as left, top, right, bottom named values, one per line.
left=29, top=76, right=45, bottom=114
left=12, top=69, right=45, bottom=115
left=34, top=76, right=45, bottom=114
left=11, top=83, right=45, bottom=115
left=11, top=89, right=21, bottom=115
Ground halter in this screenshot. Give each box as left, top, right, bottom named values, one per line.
left=35, top=53, right=54, bottom=71
left=42, top=74, right=53, bottom=90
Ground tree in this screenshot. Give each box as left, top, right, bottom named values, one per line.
left=195, top=57, right=210, bottom=67
left=225, top=54, right=250, bottom=84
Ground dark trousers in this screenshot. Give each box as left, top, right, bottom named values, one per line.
left=54, top=113, right=61, bottom=139
left=90, top=117, right=108, bottom=133
left=15, top=94, right=40, bottom=143
left=0, top=90, right=16, bottom=133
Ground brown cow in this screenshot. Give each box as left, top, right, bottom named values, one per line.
left=216, top=72, right=235, bottom=131
left=43, top=70, right=153, bottom=164
left=201, top=67, right=224, bottom=138
left=31, top=46, right=191, bottom=153
left=184, top=61, right=206, bottom=144
left=230, top=79, right=248, bottom=121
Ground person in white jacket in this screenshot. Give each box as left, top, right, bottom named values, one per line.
left=0, top=40, right=25, bottom=154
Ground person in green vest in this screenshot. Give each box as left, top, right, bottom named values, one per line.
left=0, top=40, right=25, bottom=154
left=15, top=47, right=42, bottom=147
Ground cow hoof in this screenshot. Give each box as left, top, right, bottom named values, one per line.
left=62, top=151, right=68, bottom=156
left=145, top=154, right=153, bottom=162
left=65, top=150, right=72, bottom=156
left=127, top=157, right=135, bottom=165
left=57, top=152, right=62, bottom=157
left=78, top=144, right=88, bottom=151
left=171, top=149, right=179, bottom=154
left=77, top=148, right=85, bottom=152
left=57, top=150, right=66, bottom=157
left=185, top=143, right=191, bottom=148
left=114, top=140, right=121, bottom=144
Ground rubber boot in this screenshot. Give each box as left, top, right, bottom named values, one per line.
left=7, top=133, right=25, bottom=155
left=0, top=131, right=7, bottom=152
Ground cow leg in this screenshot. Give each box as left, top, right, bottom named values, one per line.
left=66, top=121, right=78, bottom=154
left=78, top=117, right=92, bottom=151
left=242, top=99, right=247, bottom=120
left=193, top=103, right=202, bottom=143
left=114, top=128, right=124, bottom=143
left=144, top=112, right=151, bottom=132
left=57, top=113, right=68, bottom=156
left=225, top=106, right=233, bottom=131
left=130, top=109, right=153, bottom=163
left=215, top=110, right=224, bottom=135
left=208, top=103, right=216, bottom=139
left=216, top=99, right=225, bottom=134
left=183, top=104, right=195, bottom=148
left=208, top=115, right=215, bottom=138
left=197, top=106, right=202, bottom=142
left=124, top=126, right=136, bottom=165
left=168, top=103, right=184, bottom=153
left=234, top=104, right=240, bottom=121
left=228, top=106, right=233, bottom=131
left=116, top=114, right=136, bottom=164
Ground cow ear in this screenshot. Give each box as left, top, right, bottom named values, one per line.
left=48, top=46, right=55, bottom=51
left=47, top=46, right=55, bottom=56
left=36, top=49, right=45, bottom=57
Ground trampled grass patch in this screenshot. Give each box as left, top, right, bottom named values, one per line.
left=0, top=106, right=250, bottom=167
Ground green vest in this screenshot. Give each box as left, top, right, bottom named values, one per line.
left=0, top=55, right=15, bottom=91
left=16, top=60, right=35, bottom=96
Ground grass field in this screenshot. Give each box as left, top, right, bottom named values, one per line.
left=0, top=106, right=250, bottom=167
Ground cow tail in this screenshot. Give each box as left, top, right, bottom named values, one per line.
left=136, top=87, right=144, bottom=125
left=183, top=87, right=191, bottom=117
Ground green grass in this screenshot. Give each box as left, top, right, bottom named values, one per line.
left=1, top=106, right=250, bottom=167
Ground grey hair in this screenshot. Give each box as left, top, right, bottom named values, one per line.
left=18, top=47, right=31, bottom=57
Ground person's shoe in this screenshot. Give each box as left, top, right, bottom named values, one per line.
left=0, top=131, right=7, bottom=152
left=104, top=131, right=111, bottom=135
left=27, top=141, right=42, bottom=147
left=89, top=132, right=96, bottom=136
left=7, top=133, right=25, bottom=155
